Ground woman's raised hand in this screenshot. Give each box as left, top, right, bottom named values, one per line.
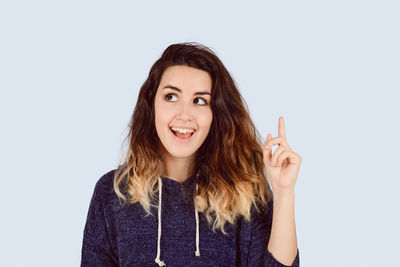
left=263, top=116, right=302, bottom=195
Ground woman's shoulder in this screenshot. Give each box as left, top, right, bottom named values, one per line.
left=90, top=168, right=136, bottom=213
left=93, top=169, right=117, bottom=195
left=89, top=169, right=122, bottom=210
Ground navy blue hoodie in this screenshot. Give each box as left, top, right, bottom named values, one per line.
left=81, top=169, right=300, bottom=266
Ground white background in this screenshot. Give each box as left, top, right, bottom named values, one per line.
left=1, top=1, right=399, bottom=266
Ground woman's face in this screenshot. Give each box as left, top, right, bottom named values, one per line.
left=154, top=65, right=213, bottom=160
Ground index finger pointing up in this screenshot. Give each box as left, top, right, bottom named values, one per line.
left=278, top=116, right=287, bottom=138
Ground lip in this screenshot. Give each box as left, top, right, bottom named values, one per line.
left=170, top=126, right=196, bottom=131
left=169, top=127, right=196, bottom=143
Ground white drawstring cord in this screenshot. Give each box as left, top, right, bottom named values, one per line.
left=155, top=174, right=201, bottom=265
left=155, top=177, right=166, bottom=266
left=194, top=182, right=201, bottom=257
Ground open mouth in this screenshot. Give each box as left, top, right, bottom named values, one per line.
left=169, top=127, right=196, bottom=140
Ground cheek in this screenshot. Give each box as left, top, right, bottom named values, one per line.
left=154, top=101, right=172, bottom=124
left=198, top=110, right=213, bottom=129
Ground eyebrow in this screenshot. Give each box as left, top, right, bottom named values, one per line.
left=162, top=85, right=211, bottom=96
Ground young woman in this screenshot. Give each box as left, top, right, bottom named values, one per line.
left=81, top=42, right=302, bottom=266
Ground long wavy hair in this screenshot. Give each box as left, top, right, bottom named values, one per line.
left=113, top=42, right=272, bottom=234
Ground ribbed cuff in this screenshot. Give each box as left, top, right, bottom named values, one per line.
left=265, top=248, right=300, bottom=266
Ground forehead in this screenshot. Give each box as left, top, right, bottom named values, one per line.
left=159, top=65, right=212, bottom=92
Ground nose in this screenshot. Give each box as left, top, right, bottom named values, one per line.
left=175, top=101, right=194, bottom=121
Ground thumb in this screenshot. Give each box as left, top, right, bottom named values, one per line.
left=263, top=133, right=273, bottom=164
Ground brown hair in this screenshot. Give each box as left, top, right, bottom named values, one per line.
left=113, top=42, right=272, bottom=234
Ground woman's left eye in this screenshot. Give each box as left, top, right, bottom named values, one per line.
left=194, top=97, right=207, bottom=105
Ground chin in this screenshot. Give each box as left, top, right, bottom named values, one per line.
left=165, top=147, right=197, bottom=159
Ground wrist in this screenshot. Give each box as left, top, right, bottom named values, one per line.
left=272, top=187, right=295, bottom=200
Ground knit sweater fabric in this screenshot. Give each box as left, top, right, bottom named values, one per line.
left=81, top=169, right=300, bottom=266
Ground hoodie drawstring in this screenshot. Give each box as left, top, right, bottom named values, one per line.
left=155, top=176, right=201, bottom=266
left=155, top=177, right=166, bottom=266
left=194, top=182, right=200, bottom=256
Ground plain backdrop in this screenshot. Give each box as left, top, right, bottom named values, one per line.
left=1, top=1, right=399, bottom=266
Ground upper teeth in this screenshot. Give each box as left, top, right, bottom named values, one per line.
left=171, top=127, right=195, bottom=134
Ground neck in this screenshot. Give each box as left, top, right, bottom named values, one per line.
left=161, top=152, right=195, bottom=184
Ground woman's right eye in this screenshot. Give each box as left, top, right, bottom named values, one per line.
left=165, top=93, right=177, bottom=101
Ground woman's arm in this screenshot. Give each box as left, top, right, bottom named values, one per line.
left=261, top=116, right=301, bottom=266
left=267, top=189, right=298, bottom=266
left=246, top=196, right=299, bottom=267
left=81, top=178, right=118, bottom=266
